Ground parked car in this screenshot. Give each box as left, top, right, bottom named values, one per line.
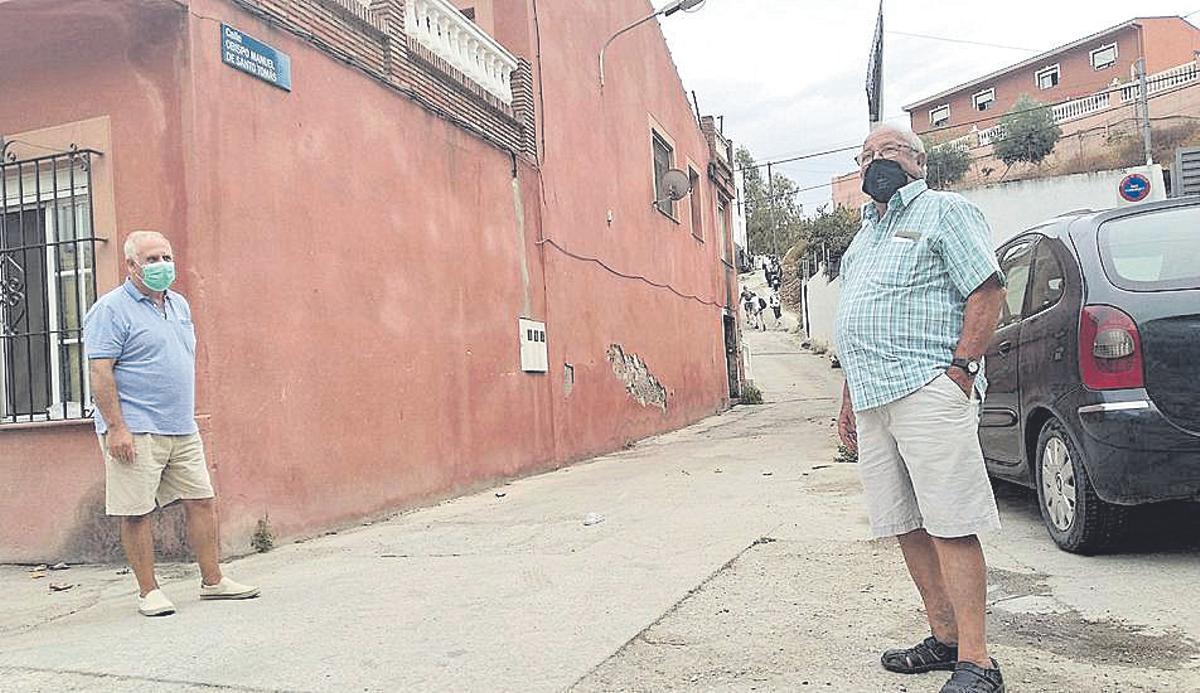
left=980, top=197, right=1200, bottom=554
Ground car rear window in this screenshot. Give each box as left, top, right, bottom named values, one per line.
left=1098, top=206, right=1200, bottom=291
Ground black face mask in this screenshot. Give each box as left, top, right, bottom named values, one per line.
left=861, top=159, right=911, bottom=204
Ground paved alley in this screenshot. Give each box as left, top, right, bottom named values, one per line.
left=2, top=324, right=1199, bottom=692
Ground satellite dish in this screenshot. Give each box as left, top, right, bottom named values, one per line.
left=658, top=168, right=692, bottom=202
left=662, top=0, right=705, bottom=16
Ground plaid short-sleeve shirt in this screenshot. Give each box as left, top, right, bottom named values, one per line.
left=834, top=179, right=1003, bottom=413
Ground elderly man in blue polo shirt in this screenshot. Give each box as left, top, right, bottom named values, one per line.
left=84, top=230, right=257, bottom=617
left=835, top=126, right=1008, bottom=693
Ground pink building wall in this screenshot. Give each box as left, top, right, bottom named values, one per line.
left=0, top=0, right=737, bottom=561
left=909, top=17, right=1200, bottom=141
left=0, top=0, right=193, bottom=560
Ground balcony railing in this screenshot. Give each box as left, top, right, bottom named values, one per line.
left=932, top=60, right=1198, bottom=152
left=976, top=124, right=1004, bottom=147
left=1120, top=60, right=1200, bottom=102
left=405, top=0, right=518, bottom=106
left=940, top=133, right=973, bottom=151
left=1051, top=91, right=1111, bottom=122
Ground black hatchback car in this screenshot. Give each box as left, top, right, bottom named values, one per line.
left=980, top=197, right=1200, bottom=554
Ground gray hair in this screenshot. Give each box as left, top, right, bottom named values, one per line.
left=869, top=123, right=926, bottom=155
left=866, top=124, right=927, bottom=178
left=123, top=230, right=169, bottom=260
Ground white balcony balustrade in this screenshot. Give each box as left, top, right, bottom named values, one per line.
left=977, top=124, right=1005, bottom=147
left=1051, top=92, right=1111, bottom=123
left=1121, top=61, right=1199, bottom=101
left=939, top=133, right=973, bottom=151
left=405, top=0, right=518, bottom=106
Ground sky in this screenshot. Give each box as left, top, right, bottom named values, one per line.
left=659, top=0, right=1200, bottom=215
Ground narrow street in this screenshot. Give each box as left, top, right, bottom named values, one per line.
left=2, top=317, right=1198, bottom=692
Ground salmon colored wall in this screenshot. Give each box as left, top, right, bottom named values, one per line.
left=178, top=0, right=555, bottom=551
left=1, top=0, right=732, bottom=561
left=914, top=19, right=1200, bottom=141
left=1139, top=17, right=1200, bottom=74
left=0, top=0, right=191, bottom=562
left=528, top=0, right=731, bottom=462
left=832, top=171, right=867, bottom=211
left=913, top=27, right=1143, bottom=140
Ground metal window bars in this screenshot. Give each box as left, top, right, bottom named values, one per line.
left=0, top=144, right=102, bottom=424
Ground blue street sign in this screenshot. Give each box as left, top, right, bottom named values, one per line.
left=1118, top=173, right=1151, bottom=202
left=221, top=24, right=292, bottom=92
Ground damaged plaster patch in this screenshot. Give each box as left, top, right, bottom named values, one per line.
left=563, top=363, right=575, bottom=397
left=607, top=345, right=667, bottom=411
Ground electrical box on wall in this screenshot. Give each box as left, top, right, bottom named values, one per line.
left=519, top=318, right=548, bottom=373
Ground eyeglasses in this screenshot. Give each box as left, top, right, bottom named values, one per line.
left=855, top=144, right=917, bottom=167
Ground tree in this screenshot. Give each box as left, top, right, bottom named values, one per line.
left=993, top=95, right=1062, bottom=168
left=923, top=140, right=971, bottom=189
left=736, top=146, right=805, bottom=257
left=778, top=204, right=860, bottom=306
left=799, top=204, right=859, bottom=260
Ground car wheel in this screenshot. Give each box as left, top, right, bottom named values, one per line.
left=1034, top=419, right=1129, bottom=554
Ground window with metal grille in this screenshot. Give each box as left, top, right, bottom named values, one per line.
left=0, top=146, right=101, bottom=424
left=652, top=131, right=675, bottom=217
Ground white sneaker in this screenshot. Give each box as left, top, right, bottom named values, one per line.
left=199, top=576, right=260, bottom=600
left=138, top=589, right=176, bottom=617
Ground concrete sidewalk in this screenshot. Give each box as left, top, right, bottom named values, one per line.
left=4, top=327, right=1198, bottom=692
left=0, top=329, right=845, bottom=692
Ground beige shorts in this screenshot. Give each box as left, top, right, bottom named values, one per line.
left=100, top=432, right=215, bottom=516
left=856, top=373, right=1001, bottom=539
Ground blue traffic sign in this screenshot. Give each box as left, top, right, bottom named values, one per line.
left=1118, top=173, right=1151, bottom=202
left=221, top=24, right=292, bottom=92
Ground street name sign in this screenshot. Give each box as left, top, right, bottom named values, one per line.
left=221, top=24, right=292, bottom=92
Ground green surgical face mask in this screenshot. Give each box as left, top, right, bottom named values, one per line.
left=138, top=261, right=176, bottom=292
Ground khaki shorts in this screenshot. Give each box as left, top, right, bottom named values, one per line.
left=100, top=432, right=215, bottom=516
left=856, top=373, right=1001, bottom=539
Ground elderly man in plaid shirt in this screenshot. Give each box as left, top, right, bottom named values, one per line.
left=835, top=125, right=1008, bottom=693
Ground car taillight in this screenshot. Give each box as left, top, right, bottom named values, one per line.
left=1079, top=305, right=1144, bottom=390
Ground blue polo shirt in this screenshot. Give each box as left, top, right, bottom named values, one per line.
left=83, top=279, right=198, bottom=435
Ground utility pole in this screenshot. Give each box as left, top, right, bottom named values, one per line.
left=766, top=162, right=778, bottom=257
left=1136, top=58, right=1153, bottom=166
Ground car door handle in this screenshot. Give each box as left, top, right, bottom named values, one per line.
left=997, top=341, right=1013, bottom=355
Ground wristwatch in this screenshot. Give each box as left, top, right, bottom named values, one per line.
left=951, top=357, right=981, bottom=377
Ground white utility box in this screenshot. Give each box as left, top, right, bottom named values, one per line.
left=519, top=318, right=548, bottom=373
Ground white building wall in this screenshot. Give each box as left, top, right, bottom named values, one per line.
left=733, top=169, right=748, bottom=250
left=804, top=165, right=1166, bottom=355
left=803, top=266, right=841, bottom=350
left=961, top=165, right=1165, bottom=246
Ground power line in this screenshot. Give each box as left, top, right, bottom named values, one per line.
left=744, top=72, right=1192, bottom=206
left=734, top=144, right=861, bottom=172
left=887, top=30, right=1040, bottom=53
left=536, top=237, right=724, bottom=308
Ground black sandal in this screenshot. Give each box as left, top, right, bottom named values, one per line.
left=881, top=636, right=958, bottom=674
left=940, top=659, right=1005, bottom=692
